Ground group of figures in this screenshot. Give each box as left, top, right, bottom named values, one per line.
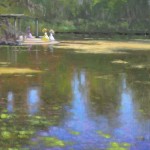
left=26, top=26, right=55, bottom=41
left=42, top=28, right=55, bottom=41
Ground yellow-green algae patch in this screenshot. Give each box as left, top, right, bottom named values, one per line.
left=1, top=113, right=10, bottom=119
left=54, top=40, right=150, bottom=54
left=130, top=64, right=150, bottom=69
left=41, top=137, right=65, bottom=147
left=95, top=74, right=113, bottom=79
left=134, top=81, right=150, bottom=85
left=69, top=130, right=80, bottom=135
left=1, top=131, right=12, bottom=139
left=107, top=142, right=131, bottom=150
left=111, top=60, right=128, bottom=64
left=0, top=62, right=10, bottom=65
left=97, top=130, right=111, bottom=139
left=0, top=67, right=42, bottom=75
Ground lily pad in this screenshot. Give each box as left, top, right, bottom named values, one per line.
left=69, top=131, right=80, bottom=135
left=42, top=137, right=65, bottom=147
left=1, top=131, right=11, bottom=139
left=1, top=114, right=9, bottom=119
left=122, top=143, right=131, bottom=147
left=107, top=142, right=130, bottom=150
left=0, top=67, right=42, bottom=75
left=97, top=131, right=111, bottom=139
left=111, top=60, right=128, bottom=64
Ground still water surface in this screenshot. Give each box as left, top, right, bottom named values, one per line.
left=0, top=44, right=150, bottom=150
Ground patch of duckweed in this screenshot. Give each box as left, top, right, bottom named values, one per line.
left=65, top=141, right=74, bottom=146
left=29, top=115, right=53, bottom=126
left=0, top=113, right=11, bottom=119
left=97, top=130, right=111, bottom=139
left=131, top=64, right=147, bottom=69
left=0, top=110, right=39, bottom=148
left=8, top=148, right=29, bottom=150
left=52, top=106, right=61, bottom=110
left=0, top=62, right=10, bottom=65
left=17, top=130, right=34, bottom=139
left=1, top=131, right=11, bottom=139
left=0, top=127, right=7, bottom=131
left=8, top=148, right=19, bottom=150
left=95, top=75, right=112, bottom=80
left=54, top=40, right=150, bottom=54
left=42, top=137, right=65, bottom=147
left=121, top=143, right=131, bottom=147
left=69, top=130, right=80, bottom=135
left=111, top=60, right=128, bottom=64
left=0, top=67, right=42, bottom=75
left=25, top=74, right=34, bottom=77
left=107, top=142, right=131, bottom=150
left=134, top=80, right=150, bottom=85
left=34, top=116, right=42, bottom=119
left=2, top=109, right=8, bottom=113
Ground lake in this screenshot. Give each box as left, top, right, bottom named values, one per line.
left=0, top=39, right=150, bottom=150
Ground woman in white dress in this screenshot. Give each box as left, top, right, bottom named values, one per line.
left=49, top=29, right=55, bottom=41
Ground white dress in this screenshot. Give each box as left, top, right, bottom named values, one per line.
left=49, top=33, right=55, bottom=41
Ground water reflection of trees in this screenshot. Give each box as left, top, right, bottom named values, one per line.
left=88, top=72, right=122, bottom=117
left=126, top=70, right=150, bottom=119
left=66, top=51, right=150, bottom=120
left=66, top=53, right=124, bottom=117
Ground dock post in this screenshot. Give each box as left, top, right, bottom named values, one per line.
left=18, top=17, right=21, bottom=34
left=14, top=17, right=17, bottom=38
left=35, top=18, right=39, bottom=38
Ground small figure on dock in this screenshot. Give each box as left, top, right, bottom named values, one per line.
left=26, top=26, right=33, bottom=38
left=42, top=28, right=49, bottom=41
left=49, top=29, right=55, bottom=41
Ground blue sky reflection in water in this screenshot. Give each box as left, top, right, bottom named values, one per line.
left=0, top=46, right=150, bottom=150
left=7, top=91, right=14, bottom=113
left=27, top=87, right=41, bottom=115
left=35, top=70, right=150, bottom=150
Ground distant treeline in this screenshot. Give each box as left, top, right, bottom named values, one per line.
left=0, top=0, right=150, bottom=33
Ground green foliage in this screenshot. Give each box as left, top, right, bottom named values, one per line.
left=0, top=0, right=150, bottom=32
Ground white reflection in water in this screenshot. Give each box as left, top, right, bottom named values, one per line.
left=27, top=87, right=41, bottom=115
left=7, top=91, right=14, bottom=113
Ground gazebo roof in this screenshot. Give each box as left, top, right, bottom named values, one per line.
left=0, top=14, right=38, bottom=19
left=0, top=14, right=25, bottom=18
left=0, top=14, right=39, bottom=38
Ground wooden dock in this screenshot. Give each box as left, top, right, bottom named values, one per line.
left=22, top=37, right=59, bottom=45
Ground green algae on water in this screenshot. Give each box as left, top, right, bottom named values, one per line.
left=69, top=130, right=80, bottom=135
left=107, top=142, right=131, bottom=150
left=97, top=130, right=111, bottom=139
left=41, top=137, right=65, bottom=147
